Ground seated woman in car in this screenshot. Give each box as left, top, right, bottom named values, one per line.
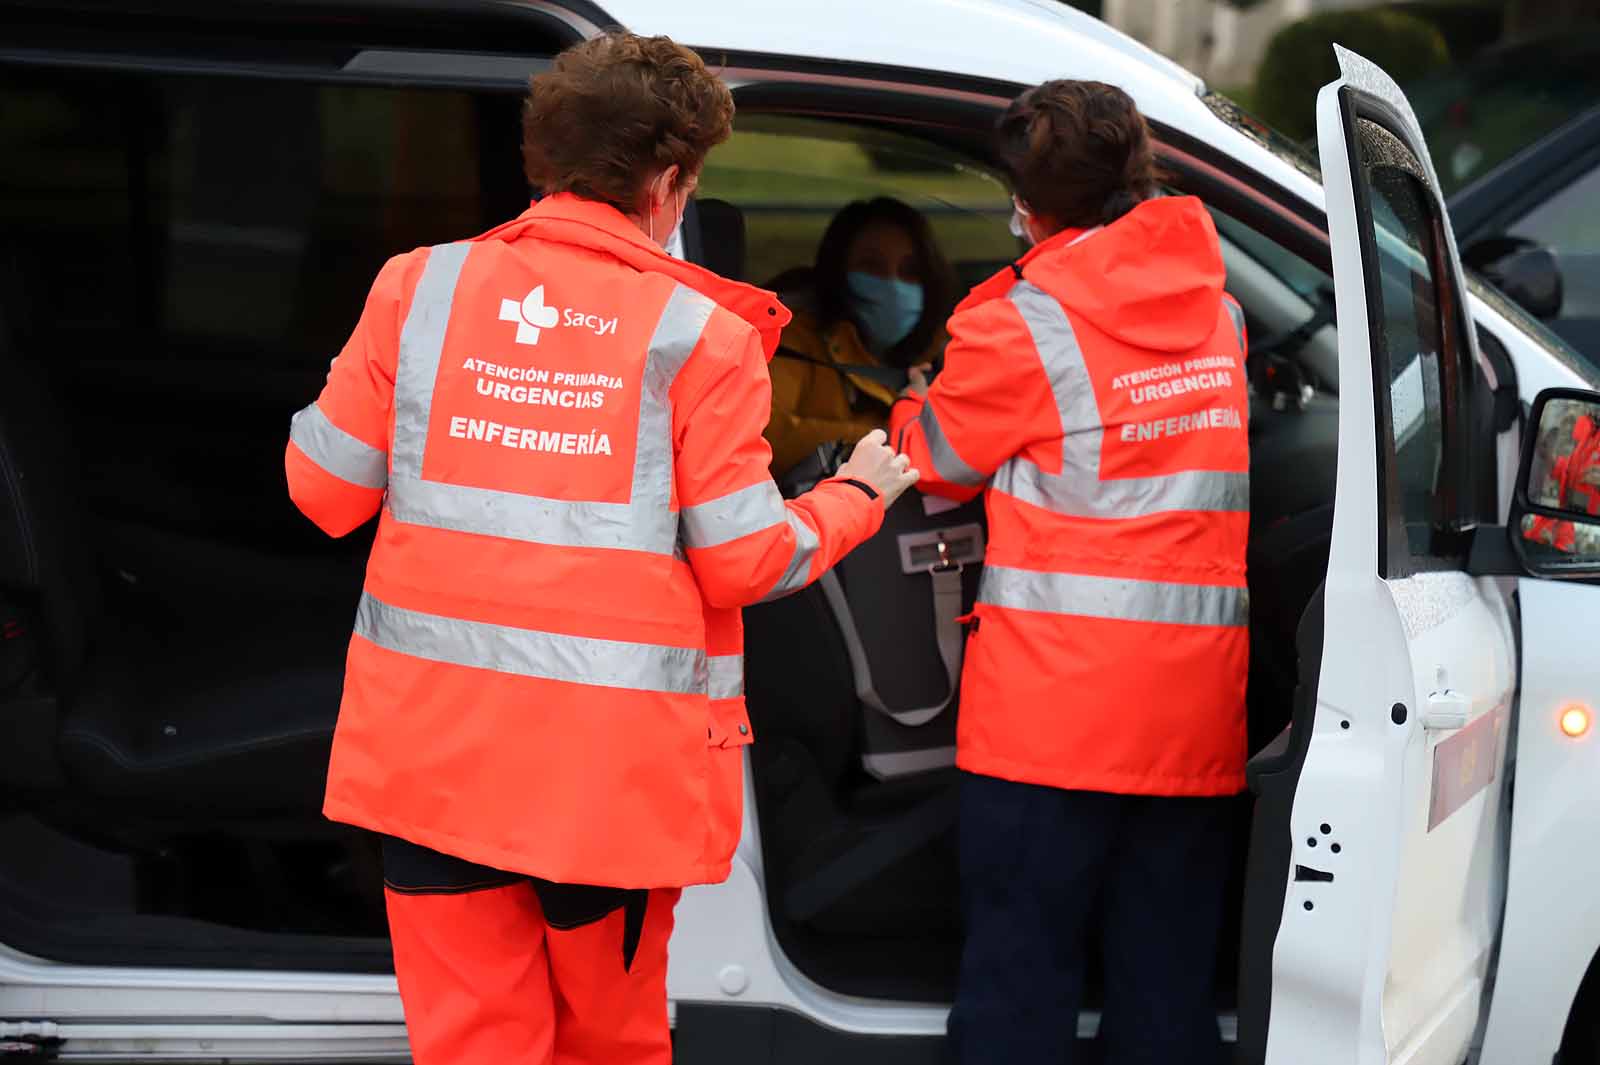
left=765, top=197, right=956, bottom=476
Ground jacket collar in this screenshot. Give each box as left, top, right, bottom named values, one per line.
left=473, top=194, right=792, bottom=359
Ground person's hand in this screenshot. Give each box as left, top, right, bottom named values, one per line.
left=837, top=429, right=919, bottom=507
left=903, top=363, right=933, bottom=399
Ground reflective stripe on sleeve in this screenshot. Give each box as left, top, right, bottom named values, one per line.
left=354, top=593, right=708, bottom=694
left=978, top=565, right=1247, bottom=627
left=1223, top=298, right=1247, bottom=354
left=708, top=654, right=744, bottom=701
left=993, top=462, right=1248, bottom=519
left=757, top=511, right=822, bottom=603
left=392, top=242, right=472, bottom=480
left=680, top=481, right=787, bottom=550
left=918, top=402, right=986, bottom=487
left=290, top=403, right=388, bottom=489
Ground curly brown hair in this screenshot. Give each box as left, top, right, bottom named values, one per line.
left=522, top=33, right=734, bottom=211
left=997, top=80, right=1161, bottom=232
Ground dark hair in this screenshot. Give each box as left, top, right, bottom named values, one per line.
left=997, top=80, right=1161, bottom=233
left=522, top=32, right=734, bottom=211
left=811, top=197, right=956, bottom=368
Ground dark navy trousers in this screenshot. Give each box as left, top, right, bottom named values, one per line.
left=947, top=771, right=1233, bottom=1065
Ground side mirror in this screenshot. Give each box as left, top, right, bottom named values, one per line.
left=1464, top=235, right=1565, bottom=320
left=1512, top=388, right=1600, bottom=577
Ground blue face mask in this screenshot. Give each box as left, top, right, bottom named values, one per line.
left=846, top=271, right=924, bottom=354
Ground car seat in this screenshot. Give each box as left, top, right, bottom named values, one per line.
left=741, top=445, right=982, bottom=953
left=0, top=345, right=351, bottom=818
left=683, top=197, right=746, bottom=282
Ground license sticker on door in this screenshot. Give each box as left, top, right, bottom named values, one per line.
left=1428, top=700, right=1510, bottom=831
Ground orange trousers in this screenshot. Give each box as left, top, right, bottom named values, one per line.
left=386, top=882, right=680, bottom=1065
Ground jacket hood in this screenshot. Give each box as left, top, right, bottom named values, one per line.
left=474, top=194, right=793, bottom=360
left=1015, top=196, right=1226, bottom=354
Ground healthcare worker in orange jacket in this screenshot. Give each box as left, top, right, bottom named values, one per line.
left=890, top=81, right=1249, bottom=1064
left=1526, top=412, right=1600, bottom=552
left=285, top=33, right=917, bottom=1065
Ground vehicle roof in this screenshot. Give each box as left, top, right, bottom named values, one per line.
left=595, top=0, right=1203, bottom=98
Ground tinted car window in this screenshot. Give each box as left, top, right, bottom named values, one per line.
left=0, top=69, right=522, bottom=369
left=0, top=66, right=525, bottom=544
left=1507, top=160, right=1600, bottom=326
left=1369, top=167, right=1448, bottom=553
left=697, top=115, right=1014, bottom=292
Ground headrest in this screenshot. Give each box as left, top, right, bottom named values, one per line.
left=692, top=198, right=747, bottom=282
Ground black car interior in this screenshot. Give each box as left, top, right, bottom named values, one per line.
left=0, top=60, right=1341, bottom=1005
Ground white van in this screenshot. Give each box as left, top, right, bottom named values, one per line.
left=0, top=1, right=1597, bottom=1062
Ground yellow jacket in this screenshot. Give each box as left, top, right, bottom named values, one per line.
left=766, top=309, right=940, bottom=475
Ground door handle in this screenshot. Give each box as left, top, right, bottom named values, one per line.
left=1423, top=689, right=1470, bottom=731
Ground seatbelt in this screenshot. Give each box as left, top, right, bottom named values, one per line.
left=818, top=523, right=982, bottom=728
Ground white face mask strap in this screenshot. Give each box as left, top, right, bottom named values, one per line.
left=1010, top=195, right=1035, bottom=244
left=648, top=173, right=683, bottom=248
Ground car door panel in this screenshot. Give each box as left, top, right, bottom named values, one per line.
left=1248, top=47, right=1517, bottom=1065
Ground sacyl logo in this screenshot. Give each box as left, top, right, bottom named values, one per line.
left=499, top=286, right=560, bottom=346
left=498, top=285, right=620, bottom=347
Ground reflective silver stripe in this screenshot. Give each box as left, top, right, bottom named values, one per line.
left=863, top=746, right=955, bottom=777
left=1010, top=281, right=1091, bottom=438
left=1223, top=298, right=1247, bottom=354
left=386, top=253, right=715, bottom=553
left=709, top=654, right=744, bottom=701
left=978, top=565, right=1247, bottom=627
left=680, top=480, right=787, bottom=550
left=290, top=402, right=387, bottom=489
left=993, top=462, right=1249, bottom=519
left=632, top=284, right=716, bottom=536
left=388, top=478, right=677, bottom=552
left=758, top=511, right=821, bottom=602
left=918, top=402, right=985, bottom=487
left=1000, top=280, right=1248, bottom=519
left=354, top=593, right=707, bottom=694
left=392, top=242, right=472, bottom=480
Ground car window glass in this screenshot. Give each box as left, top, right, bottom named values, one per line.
left=1374, top=172, right=1446, bottom=527
left=1508, top=161, right=1600, bottom=255
left=0, top=66, right=525, bottom=546
left=0, top=68, right=524, bottom=373
left=697, top=115, right=1014, bottom=292
left=1363, top=156, right=1450, bottom=561
left=1208, top=206, right=1329, bottom=307
left=1507, top=162, right=1600, bottom=337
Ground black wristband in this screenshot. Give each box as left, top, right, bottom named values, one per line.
left=838, top=477, right=879, bottom=501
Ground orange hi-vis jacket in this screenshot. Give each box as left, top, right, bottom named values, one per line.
left=890, top=196, right=1250, bottom=797
left=1527, top=413, right=1600, bottom=552
left=286, top=194, right=884, bottom=888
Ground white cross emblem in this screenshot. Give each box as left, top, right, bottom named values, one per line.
left=499, top=285, right=561, bottom=345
